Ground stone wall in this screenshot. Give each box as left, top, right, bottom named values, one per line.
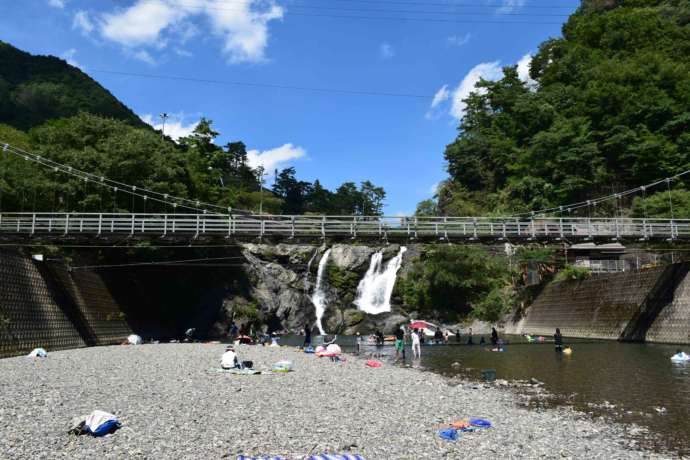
left=0, top=251, right=132, bottom=358
left=506, top=263, right=690, bottom=344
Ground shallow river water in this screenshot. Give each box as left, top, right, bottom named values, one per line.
left=282, top=334, right=689, bottom=455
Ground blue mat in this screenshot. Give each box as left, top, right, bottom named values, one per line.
left=237, top=455, right=365, bottom=460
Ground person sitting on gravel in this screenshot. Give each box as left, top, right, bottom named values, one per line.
left=221, top=345, right=241, bottom=370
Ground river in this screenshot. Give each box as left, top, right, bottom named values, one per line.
left=281, top=334, right=689, bottom=456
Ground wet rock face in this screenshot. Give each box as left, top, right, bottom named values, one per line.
left=328, top=244, right=376, bottom=271
left=213, top=243, right=415, bottom=336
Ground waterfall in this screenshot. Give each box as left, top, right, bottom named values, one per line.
left=354, top=246, right=407, bottom=315
left=311, top=248, right=331, bottom=335
left=304, top=249, right=318, bottom=292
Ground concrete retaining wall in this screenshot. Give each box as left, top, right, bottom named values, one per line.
left=0, top=251, right=132, bottom=358
left=506, top=263, right=690, bottom=344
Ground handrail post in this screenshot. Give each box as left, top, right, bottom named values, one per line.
left=615, top=218, right=620, bottom=240
left=530, top=218, right=535, bottom=239
left=559, top=218, right=563, bottom=238
left=64, top=213, right=70, bottom=235
left=444, top=216, right=448, bottom=240
left=163, top=214, right=167, bottom=237
left=670, top=219, right=675, bottom=240
left=130, top=214, right=135, bottom=235
left=321, top=216, right=326, bottom=239
left=195, top=214, right=200, bottom=238
left=473, top=217, right=478, bottom=239
left=31, top=213, right=35, bottom=235
left=587, top=218, right=592, bottom=239
left=227, top=215, right=232, bottom=237
left=98, top=213, right=102, bottom=236
left=291, top=216, right=295, bottom=238
left=642, top=218, right=647, bottom=239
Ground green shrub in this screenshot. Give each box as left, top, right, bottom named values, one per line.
left=555, top=265, right=592, bottom=282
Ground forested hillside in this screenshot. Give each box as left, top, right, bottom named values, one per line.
left=428, top=0, right=690, bottom=218
left=0, top=41, right=147, bottom=130
left=0, top=44, right=386, bottom=216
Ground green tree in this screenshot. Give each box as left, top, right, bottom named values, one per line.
left=435, top=1, right=690, bottom=217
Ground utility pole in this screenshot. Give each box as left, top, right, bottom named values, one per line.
left=159, top=113, right=169, bottom=139
left=257, top=165, right=265, bottom=215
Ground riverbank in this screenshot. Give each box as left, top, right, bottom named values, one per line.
left=0, top=344, right=670, bottom=459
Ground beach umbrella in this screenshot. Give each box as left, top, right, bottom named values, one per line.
left=409, top=320, right=436, bottom=330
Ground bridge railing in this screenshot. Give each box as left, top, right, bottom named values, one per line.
left=0, top=213, right=688, bottom=240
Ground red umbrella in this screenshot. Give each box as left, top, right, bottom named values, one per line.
left=408, top=320, right=436, bottom=330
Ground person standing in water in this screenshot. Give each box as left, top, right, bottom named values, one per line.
left=411, top=328, right=421, bottom=359
left=395, top=326, right=405, bottom=360
left=554, top=328, right=563, bottom=352
left=467, top=327, right=474, bottom=345
left=455, top=329, right=461, bottom=343
left=303, top=324, right=312, bottom=349
left=490, top=327, right=498, bottom=345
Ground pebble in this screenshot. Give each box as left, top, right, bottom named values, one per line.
left=0, top=344, right=673, bottom=459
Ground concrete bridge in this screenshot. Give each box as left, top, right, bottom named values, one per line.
left=0, top=212, right=687, bottom=243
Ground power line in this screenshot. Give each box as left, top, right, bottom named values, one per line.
left=314, top=0, right=578, bottom=10
left=512, top=169, right=690, bottom=218
left=91, top=69, right=433, bottom=99
left=107, top=0, right=565, bottom=24
left=71, top=255, right=247, bottom=270
left=174, top=0, right=571, bottom=17
left=1, top=142, right=258, bottom=215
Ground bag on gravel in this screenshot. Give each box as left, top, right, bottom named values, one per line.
left=271, top=360, right=293, bottom=372
left=236, top=456, right=284, bottom=460
left=69, top=410, right=121, bottom=437
left=307, top=455, right=366, bottom=460
left=28, top=348, right=47, bottom=358
left=438, top=427, right=458, bottom=441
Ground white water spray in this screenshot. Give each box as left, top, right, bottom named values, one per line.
left=354, top=246, right=407, bottom=315
left=311, top=249, right=331, bottom=335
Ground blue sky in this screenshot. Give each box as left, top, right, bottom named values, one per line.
left=0, top=0, right=578, bottom=215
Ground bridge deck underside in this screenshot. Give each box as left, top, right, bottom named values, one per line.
left=0, top=213, right=688, bottom=243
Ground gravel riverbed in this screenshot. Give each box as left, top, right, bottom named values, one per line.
left=0, top=344, right=670, bottom=459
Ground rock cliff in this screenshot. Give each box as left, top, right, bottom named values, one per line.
left=212, top=243, right=413, bottom=336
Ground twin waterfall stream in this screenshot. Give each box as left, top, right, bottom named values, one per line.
left=310, top=247, right=407, bottom=334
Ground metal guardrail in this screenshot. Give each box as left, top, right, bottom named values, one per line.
left=0, top=213, right=688, bottom=241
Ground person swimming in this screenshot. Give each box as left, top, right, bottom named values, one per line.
left=554, top=328, right=563, bottom=352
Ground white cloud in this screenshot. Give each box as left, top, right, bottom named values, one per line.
left=129, top=49, right=157, bottom=65
left=425, top=84, right=451, bottom=119
left=498, top=0, right=527, bottom=13
left=430, top=85, right=450, bottom=109
left=48, top=0, right=66, bottom=8
left=379, top=42, right=395, bottom=59
left=206, top=0, right=284, bottom=63
left=73, top=11, right=94, bottom=35
left=450, top=61, right=503, bottom=120
left=97, top=0, right=283, bottom=63
left=141, top=113, right=198, bottom=140
left=101, top=0, right=184, bottom=47
left=516, top=52, right=538, bottom=88
left=247, top=144, right=306, bottom=172
left=429, top=182, right=441, bottom=194
left=61, top=49, right=83, bottom=69
left=446, top=33, right=471, bottom=47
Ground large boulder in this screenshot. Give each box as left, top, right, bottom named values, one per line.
left=329, top=244, right=377, bottom=271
